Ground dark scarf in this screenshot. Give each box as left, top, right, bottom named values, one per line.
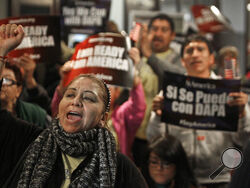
left=17, top=118, right=117, bottom=187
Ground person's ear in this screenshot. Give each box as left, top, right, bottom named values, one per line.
left=100, top=112, right=109, bottom=127
left=181, top=59, right=186, bottom=68
left=16, top=86, right=23, bottom=98
left=170, top=31, right=176, bottom=41
left=209, top=53, right=215, bottom=66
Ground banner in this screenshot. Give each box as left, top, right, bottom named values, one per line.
left=63, top=32, right=134, bottom=88
left=61, top=0, right=111, bottom=43
left=0, top=15, right=61, bottom=64
left=162, top=71, right=240, bottom=132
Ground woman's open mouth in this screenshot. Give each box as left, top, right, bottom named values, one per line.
left=67, top=111, right=82, bottom=122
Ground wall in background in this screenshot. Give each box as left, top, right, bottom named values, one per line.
left=0, top=0, right=8, bottom=19
left=109, top=0, right=124, bottom=31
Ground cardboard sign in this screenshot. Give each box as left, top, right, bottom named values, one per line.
left=63, top=32, right=134, bottom=88
left=191, top=5, right=230, bottom=33
left=162, top=71, right=240, bottom=132
left=0, top=15, right=61, bottom=64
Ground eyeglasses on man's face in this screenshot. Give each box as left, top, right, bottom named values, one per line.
left=2, top=77, right=18, bottom=86
left=149, top=159, right=172, bottom=170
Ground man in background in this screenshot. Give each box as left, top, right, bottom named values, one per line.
left=147, top=34, right=250, bottom=188
left=132, top=13, right=185, bottom=174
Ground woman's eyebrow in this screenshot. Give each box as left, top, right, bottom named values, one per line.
left=82, top=90, right=98, bottom=96
left=66, top=87, right=98, bottom=97
left=66, top=88, right=77, bottom=92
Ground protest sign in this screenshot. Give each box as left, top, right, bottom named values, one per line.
left=63, top=32, right=134, bottom=88
left=162, top=71, right=241, bottom=131
left=0, top=15, right=61, bottom=64
left=61, top=0, right=111, bottom=43
left=191, top=5, right=231, bottom=33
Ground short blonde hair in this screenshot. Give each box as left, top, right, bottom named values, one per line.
left=218, top=46, right=239, bottom=63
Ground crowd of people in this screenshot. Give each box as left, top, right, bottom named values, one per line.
left=1, top=12, right=250, bottom=188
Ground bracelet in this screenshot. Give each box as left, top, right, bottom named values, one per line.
left=0, top=56, right=7, bottom=61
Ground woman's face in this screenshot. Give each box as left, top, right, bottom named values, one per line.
left=58, top=77, right=106, bottom=133
left=149, top=152, right=176, bottom=185
left=0, top=68, right=22, bottom=107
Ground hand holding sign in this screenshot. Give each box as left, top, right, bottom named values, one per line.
left=58, top=61, right=74, bottom=95
left=128, top=47, right=141, bottom=87
left=162, top=71, right=240, bottom=131
left=228, top=92, right=248, bottom=118
left=140, top=24, right=153, bottom=58
left=128, top=47, right=140, bottom=66
left=152, top=93, right=164, bottom=116
left=63, top=32, right=134, bottom=88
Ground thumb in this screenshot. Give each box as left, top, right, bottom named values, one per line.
left=156, top=109, right=162, bottom=116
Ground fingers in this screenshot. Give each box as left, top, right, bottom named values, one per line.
left=5, top=24, right=12, bottom=38
left=10, top=24, right=16, bottom=37
left=156, top=109, right=162, bottom=116
left=19, top=55, right=36, bottom=72
left=20, top=54, right=33, bottom=63
left=128, top=47, right=140, bottom=65
left=60, top=61, right=73, bottom=78
left=228, top=92, right=248, bottom=106
left=140, top=24, right=152, bottom=58
left=141, top=24, right=148, bottom=34
left=0, top=24, right=19, bottom=39
left=14, top=25, right=25, bottom=42
left=129, top=47, right=139, bottom=56
left=0, top=24, right=6, bottom=38
left=152, top=95, right=164, bottom=112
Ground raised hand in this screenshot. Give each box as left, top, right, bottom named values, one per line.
left=128, top=47, right=140, bottom=66
left=128, top=47, right=142, bottom=87
left=58, top=61, right=74, bottom=94
left=19, top=53, right=37, bottom=88
left=0, top=24, right=25, bottom=57
left=140, top=24, right=153, bottom=58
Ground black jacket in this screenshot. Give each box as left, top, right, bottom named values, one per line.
left=0, top=110, right=148, bottom=188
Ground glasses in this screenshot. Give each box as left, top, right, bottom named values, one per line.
left=149, top=160, right=172, bottom=170
left=2, top=77, right=18, bottom=86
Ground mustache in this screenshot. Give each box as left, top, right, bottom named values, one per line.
left=152, top=37, right=163, bottom=42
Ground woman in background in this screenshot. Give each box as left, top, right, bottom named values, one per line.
left=1, top=62, right=50, bottom=128
left=145, top=135, right=197, bottom=188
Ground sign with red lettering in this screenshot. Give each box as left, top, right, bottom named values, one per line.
left=63, top=32, right=134, bottom=88
left=0, top=15, right=61, bottom=64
